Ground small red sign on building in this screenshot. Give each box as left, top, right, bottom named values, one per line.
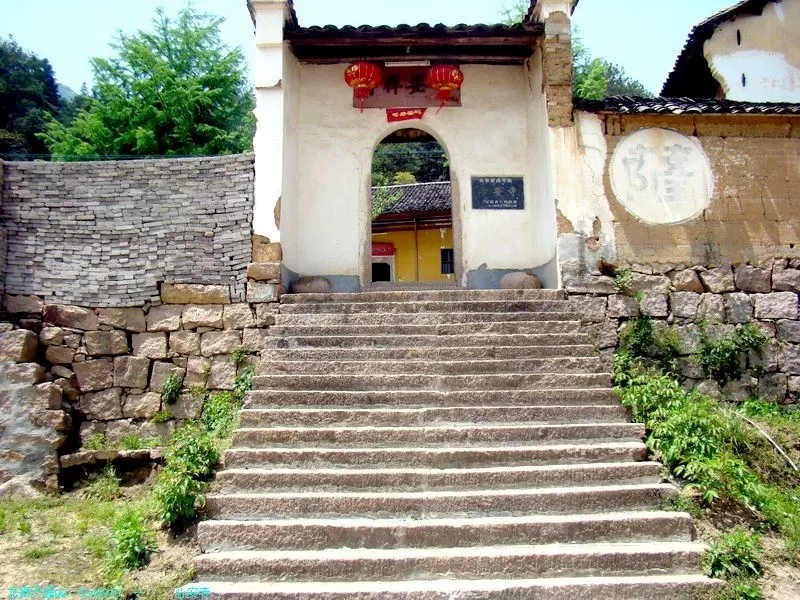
left=372, top=242, right=396, bottom=256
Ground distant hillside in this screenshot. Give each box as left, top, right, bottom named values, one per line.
left=58, top=83, right=76, bottom=101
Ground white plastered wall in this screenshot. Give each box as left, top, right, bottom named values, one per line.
left=704, top=0, right=800, bottom=102
left=276, top=61, right=556, bottom=286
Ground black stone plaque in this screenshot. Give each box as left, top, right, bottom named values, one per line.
left=471, top=176, right=524, bottom=210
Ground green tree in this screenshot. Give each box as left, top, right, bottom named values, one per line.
left=0, top=37, right=61, bottom=156
left=39, top=7, right=255, bottom=159
left=500, top=3, right=652, bottom=99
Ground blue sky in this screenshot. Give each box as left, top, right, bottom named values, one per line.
left=2, top=0, right=734, bottom=95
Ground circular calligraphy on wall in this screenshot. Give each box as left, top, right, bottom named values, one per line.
left=609, top=128, right=714, bottom=225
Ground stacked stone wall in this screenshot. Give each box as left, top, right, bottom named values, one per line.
left=0, top=154, right=255, bottom=307
left=569, top=260, right=800, bottom=404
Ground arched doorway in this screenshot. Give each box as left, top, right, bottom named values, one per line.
left=368, top=127, right=458, bottom=287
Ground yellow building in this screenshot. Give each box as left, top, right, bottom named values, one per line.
left=371, top=182, right=455, bottom=284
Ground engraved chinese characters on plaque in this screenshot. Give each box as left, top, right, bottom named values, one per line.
left=610, top=128, right=713, bottom=225
left=471, top=176, right=525, bottom=210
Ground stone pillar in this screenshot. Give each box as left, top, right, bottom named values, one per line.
left=250, top=0, right=288, bottom=242
left=536, top=2, right=574, bottom=128
left=531, top=0, right=574, bottom=22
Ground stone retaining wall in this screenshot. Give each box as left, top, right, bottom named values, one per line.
left=0, top=154, right=255, bottom=307
left=570, top=260, right=800, bottom=404
left=0, top=278, right=282, bottom=492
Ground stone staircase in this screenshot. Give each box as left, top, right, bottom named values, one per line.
left=179, top=289, right=721, bottom=599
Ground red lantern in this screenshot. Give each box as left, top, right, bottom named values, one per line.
left=344, top=62, right=383, bottom=113
left=426, top=65, right=464, bottom=113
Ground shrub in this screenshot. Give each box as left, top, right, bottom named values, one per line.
left=615, top=317, right=681, bottom=383
left=152, top=467, right=208, bottom=527
left=230, top=346, right=250, bottom=368
left=704, top=529, right=763, bottom=581
left=107, top=507, right=156, bottom=571
left=82, top=465, right=122, bottom=501
left=161, top=374, right=183, bottom=405
left=696, top=323, right=766, bottom=384
left=151, top=409, right=173, bottom=424
left=232, top=366, right=255, bottom=401
left=203, top=391, right=240, bottom=439
left=613, top=267, right=634, bottom=295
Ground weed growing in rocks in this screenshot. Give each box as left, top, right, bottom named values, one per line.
left=696, top=323, right=766, bottom=384
left=84, top=432, right=110, bottom=451
left=151, top=409, right=173, bottom=424
left=81, top=465, right=122, bottom=502
left=161, top=374, right=183, bottom=405
left=230, top=346, right=250, bottom=368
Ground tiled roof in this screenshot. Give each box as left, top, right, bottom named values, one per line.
left=285, top=22, right=541, bottom=37
left=574, top=95, right=800, bottom=116
left=373, top=182, right=452, bottom=216
left=661, top=0, right=776, bottom=97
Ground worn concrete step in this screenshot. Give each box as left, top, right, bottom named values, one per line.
left=253, top=373, right=611, bottom=392
left=193, top=541, right=702, bottom=582
left=231, top=423, right=645, bottom=449
left=259, top=357, right=606, bottom=376
left=178, top=575, right=723, bottom=599
left=259, top=345, right=598, bottom=362
left=214, top=462, right=662, bottom=494
left=238, top=405, right=629, bottom=428
left=280, top=300, right=584, bottom=315
left=269, top=321, right=581, bottom=337
left=198, top=511, right=693, bottom=552
left=244, top=388, right=616, bottom=409
left=281, top=290, right=566, bottom=304
left=275, top=311, right=585, bottom=326
left=206, top=482, right=674, bottom=520
left=224, top=440, right=647, bottom=469
left=265, top=333, right=592, bottom=349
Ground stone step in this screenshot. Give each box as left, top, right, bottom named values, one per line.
left=259, top=345, right=598, bottom=361
left=245, top=388, right=617, bottom=409
left=231, top=423, right=645, bottom=449
left=268, top=321, right=581, bottom=337
left=252, top=373, right=611, bottom=392
left=197, top=511, right=693, bottom=552
left=259, top=357, right=606, bottom=375
left=238, top=405, right=629, bottom=428
left=192, top=541, right=702, bottom=582
left=280, top=290, right=566, bottom=304
left=264, top=333, right=592, bottom=348
left=279, top=300, right=582, bottom=315
left=224, top=440, right=648, bottom=470
left=177, top=575, right=723, bottom=599
left=213, top=462, right=662, bottom=494
left=275, top=311, right=585, bottom=326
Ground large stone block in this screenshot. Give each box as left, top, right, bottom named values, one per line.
left=146, top=305, right=183, bottom=332
left=122, top=392, right=162, bottom=419
left=697, top=294, right=725, bottom=323
left=607, top=295, right=639, bottom=318
left=242, top=328, right=270, bottom=352
left=39, top=327, right=64, bottom=346
left=43, top=304, right=98, bottom=330
left=247, top=282, right=280, bottom=303
left=169, top=393, right=203, bottom=419
left=777, top=320, right=800, bottom=343
left=563, top=274, right=616, bottom=295
left=724, top=293, right=753, bottom=324
left=113, top=356, right=151, bottom=389
left=169, top=331, right=201, bottom=355
left=132, top=332, right=168, bottom=359
left=80, top=387, right=123, bottom=420
left=499, top=272, right=542, bottom=290
left=670, top=292, right=701, bottom=319
left=699, top=266, right=735, bottom=293
left=161, top=283, right=229, bottom=305
left=734, top=265, right=771, bottom=293
left=671, top=269, right=704, bottom=293
left=7, top=363, right=46, bottom=385
left=628, top=273, right=671, bottom=294
left=247, top=263, right=282, bottom=282
left=223, top=304, right=256, bottom=330
left=185, top=356, right=211, bottom=387
left=252, top=237, right=282, bottom=263
left=773, top=266, right=800, bottom=293
left=4, top=295, right=43, bottom=314
left=74, top=359, right=113, bottom=392
left=182, top=305, right=224, bottom=329
left=208, top=355, right=236, bottom=389
left=201, top=330, right=243, bottom=356
left=45, top=345, right=76, bottom=365
left=150, top=361, right=185, bottom=392
left=255, top=304, right=278, bottom=327
left=754, top=292, right=798, bottom=320
left=0, top=330, right=37, bottom=362
left=34, top=382, right=63, bottom=410
left=758, top=373, right=788, bottom=403
left=97, top=308, right=146, bottom=332
left=640, top=294, right=668, bottom=317
left=84, top=330, right=129, bottom=356
left=779, top=344, right=800, bottom=375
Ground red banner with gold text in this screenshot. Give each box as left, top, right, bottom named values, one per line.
left=386, top=108, right=427, bottom=122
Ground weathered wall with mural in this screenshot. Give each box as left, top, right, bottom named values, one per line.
left=1, top=155, right=255, bottom=307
